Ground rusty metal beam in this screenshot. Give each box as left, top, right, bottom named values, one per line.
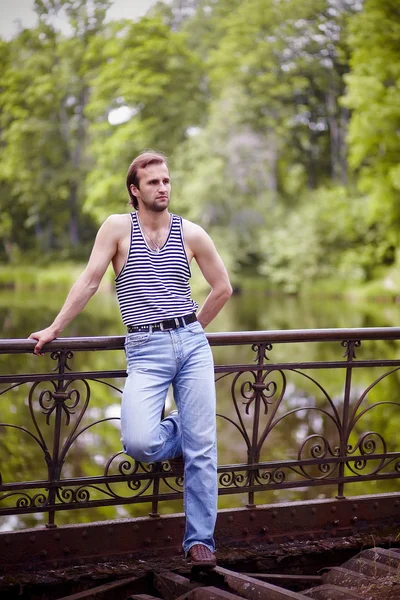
left=358, top=547, right=400, bottom=568
left=56, top=576, right=143, bottom=600
left=1, top=493, right=400, bottom=572
left=128, top=596, right=161, bottom=600
left=242, top=575, right=322, bottom=583
left=343, top=556, right=398, bottom=576
left=302, top=584, right=365, bottom=599
left=213, top=567, right=309, bottom=599
left=154, top=572, right=200, bottom=600
left=181, top=587, right=246, bottom=600
left=322, top=566, right=372, bottom=587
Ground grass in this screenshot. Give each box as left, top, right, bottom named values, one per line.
left=0, top=263, right=115, bottom=291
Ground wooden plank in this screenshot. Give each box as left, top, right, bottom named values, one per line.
left=214, top=567, right=309, bottom=600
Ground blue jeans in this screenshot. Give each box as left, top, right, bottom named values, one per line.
left=121, top=320, right=217, bottom=554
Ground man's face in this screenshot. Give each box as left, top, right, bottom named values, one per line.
left=131, top=162, right=171, bottom=212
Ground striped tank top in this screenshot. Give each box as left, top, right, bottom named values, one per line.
left=115, top=212, right=198, bottom=326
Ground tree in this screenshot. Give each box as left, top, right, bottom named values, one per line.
left=207, top=0, right=359, bottom=193
left=0, top=0, right=110, bottom=258
left=171, top=87, right=271, bottom=276
left=83, top=15, right=207, bottom=221
left=343, top=0, right=400, bottom=235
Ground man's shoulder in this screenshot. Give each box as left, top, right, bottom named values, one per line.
left=104, top=213, right=132, bottom=224
left=181, top=218, right=212, bottom=254
left=96, top=214, right=132, bottom=243
left=181, top=217, right=206, bottom=237
left=102, top=213, right=131, bottom=230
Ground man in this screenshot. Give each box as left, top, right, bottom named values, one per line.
left=29, top=150, right=232, bottom=567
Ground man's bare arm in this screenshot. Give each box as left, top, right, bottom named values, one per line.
left=29, top=215, right=124, bottom=354
left=184, top=221, right=232, bottom=328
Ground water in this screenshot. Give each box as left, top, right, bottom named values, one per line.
left=1, top=284, right=400, bottom=531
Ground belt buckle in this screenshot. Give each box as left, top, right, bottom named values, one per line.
left=160, top=317, right=181, bottom=331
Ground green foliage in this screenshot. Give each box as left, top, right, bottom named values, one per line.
left=207, top=0, right=356, bottom=188
left=84, top=15, right=207, bottom=221
left=0, top=0, right=399, bottom=295
left=259, top=186, right=397, bottom=293
left=342, top=0, right=400, bottom=230
left=171, top=86, right=271, bottom=275
left=0, top=1, right=112, bottom=258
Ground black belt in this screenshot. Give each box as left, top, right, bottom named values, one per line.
left=127, top=313, right=197, bottom=333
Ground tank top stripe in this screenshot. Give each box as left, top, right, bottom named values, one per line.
left=115, top=212, right=198, bottom=326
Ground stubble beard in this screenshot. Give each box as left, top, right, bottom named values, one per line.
left=152, top=203, right=169, bottom=213
left=150, top=196, right=170, bottom=213
left=137, top=193, right=170, bottom=213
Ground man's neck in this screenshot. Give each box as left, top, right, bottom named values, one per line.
left=137, top=209, right=171, bottom=232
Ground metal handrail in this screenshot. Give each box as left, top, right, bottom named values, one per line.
left=3, top=326, right=400, bottom=354
left=1, top=328, right=400, bottom=529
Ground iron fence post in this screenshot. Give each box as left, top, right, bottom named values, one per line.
left=46, top=350, right=70, bottom=527
left=336, top=340, right=360, bottom=500
left=247, top=343, right=268, bottom=508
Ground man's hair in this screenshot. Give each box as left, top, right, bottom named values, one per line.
left=126, top=150, right=168, bottom=209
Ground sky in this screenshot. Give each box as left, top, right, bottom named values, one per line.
left=0, top=0, right=163, bottom=40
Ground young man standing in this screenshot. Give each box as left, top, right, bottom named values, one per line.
left=29, top=150, right=232, bottom=567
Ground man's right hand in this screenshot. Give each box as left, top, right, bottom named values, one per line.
left=28, top=327, right=58, bottom=356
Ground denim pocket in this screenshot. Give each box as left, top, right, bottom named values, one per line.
left=186, top=321, right=204, bottom=335
left=125, top=331, right=150, bottom=349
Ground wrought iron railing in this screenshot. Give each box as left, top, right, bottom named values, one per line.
left=1, top=328, right=400, bottom=530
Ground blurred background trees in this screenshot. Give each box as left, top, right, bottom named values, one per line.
left=1, top=0, right=399, bottom=293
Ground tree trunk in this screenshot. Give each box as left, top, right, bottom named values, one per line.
left=326, top=88, right=341, bottom=182
left=69, top=182, right=79, bottom=247
left=339, top=106, right=349, bottom=185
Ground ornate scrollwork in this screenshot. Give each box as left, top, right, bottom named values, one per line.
left=234, top=369, right=285, bottom=416
left=103, top=452, right=153, bottom=498
left=348, top=431, right=385, bottom=456
left=39, top=387, right=81, bottom=426
left=3, top=332, right=400, bottom=528
left=271, top=468, right=285, bottom=483
left=219, top=470, right=249, bottom=488
left=160, top=460, right=184, bottom=491
left=114, top=455, right=146, bottom=477
left=28, top=379, right=91, bottom=463
left=226, top=368, right=287, bottom=466
left=341, top=340, right=361, bottom=359
left=252, top=343, right=273, bottom=363
left=346, top=432, right=386, bottom=476
left=254, top=467, right=286, bottom=486
left=0, top=492, right=48, bottom=509
left=297, top=435, right=339, bottom=480
left=58, top=486, right=91, bottom=504
left=241, top=375, right=276, bottom=415
left=256, top=469, right=272, bottom=484
left=16, top=495, right=30, bottom=508
left=51, top=350, right=74, bottom=372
